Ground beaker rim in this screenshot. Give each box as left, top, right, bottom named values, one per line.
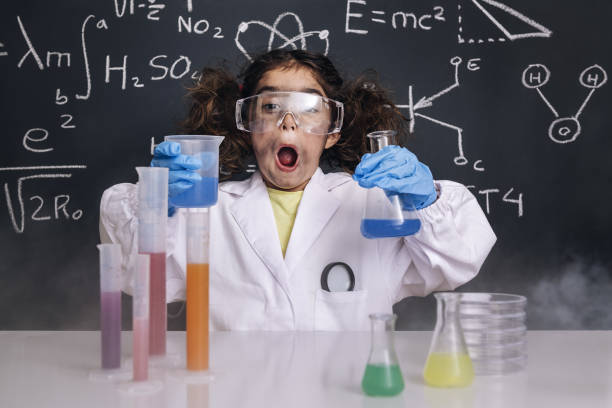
left=135, top=166, right=168, bottom=173
left=366, top=130, right=397, bottom=139
left=459, top=292, right=527, bottom=305
left=165, top=134, right=225, bottom=140
left=368, top=313, right=397, bottom=321
left=433, top=291, right=462, bottom=301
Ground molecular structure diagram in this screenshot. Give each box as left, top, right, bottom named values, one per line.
left=397, top=56, right=482, bottom=169
left=522, top=64, right=607, bottom=144
left=234, top=12, right=330, bottom=62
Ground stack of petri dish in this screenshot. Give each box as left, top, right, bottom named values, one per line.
left=459, top=293, right=527, bottom=375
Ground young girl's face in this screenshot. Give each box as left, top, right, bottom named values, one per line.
left=250, top=66, right=340, bottom=191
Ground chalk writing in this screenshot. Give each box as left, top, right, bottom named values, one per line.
left=466, top=185, right=524, bottom=217
left=522, top=64, right=607, bottom=144
left=113, top=0, right=166, bottom=21
left=178, top=16, right=224, bottom=38
left=458, top=0, right=552, bottom=45
left=1, top=168, right=87, bottom=233
left=235, top=12, right=329, bottom=62
left=397, top=56, right=482, bottom=168
left=346, top=0, right=446, bottom=35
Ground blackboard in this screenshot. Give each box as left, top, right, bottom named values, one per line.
left=1, top=0, right=611, bottom=330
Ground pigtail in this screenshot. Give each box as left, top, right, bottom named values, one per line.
left=180, top=67, right=251, bottom=180
left=326, top=71, right=410, bottom=174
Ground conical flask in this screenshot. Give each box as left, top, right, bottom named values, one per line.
left=423, top=292, right=474, bottom=387
left=360, top=130, right=421, bottom=239
left=361, top=313, right=405, bottom=397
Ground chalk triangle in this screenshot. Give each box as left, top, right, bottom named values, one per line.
left=471, top=0, right=552, bottom=40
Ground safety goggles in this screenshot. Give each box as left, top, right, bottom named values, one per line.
left=235, top=91, right=344, bottom=135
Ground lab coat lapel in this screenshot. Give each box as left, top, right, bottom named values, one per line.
left=284, top=169, right=341, bottom=272
left=227, top=173, right=290, bottom=293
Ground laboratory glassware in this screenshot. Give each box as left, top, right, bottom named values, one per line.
left=164, top=135, right=224, bottom=208
left=133, top=254, right=150, bottom=381
left=361, top=313, right=405, bottom=397
left=186, top=208, right=210, bottom=371
left=459, top=293, right=528, bottom=375
left=360, top=130, right=421, bottom=239
left=136, top=166, right=168, bottom=356
left=423, top=292, right=474, bottom=387
left=97, top=243, right=122, bottom=369
left=117, top=253, right=162, bottom=396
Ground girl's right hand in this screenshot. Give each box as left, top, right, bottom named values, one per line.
left=150, top=141, right=201, bottom=215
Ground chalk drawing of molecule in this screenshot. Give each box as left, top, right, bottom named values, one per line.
left=522, top=64, right=607, bottom=144
left=458, top=0, right=552, bottom=45
left=397, top=56, right=481, bottom=168
left=235, top=12, right=330, bottom=62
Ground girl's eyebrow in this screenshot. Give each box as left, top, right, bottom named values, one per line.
left=255, top=86, right=324, bottom=96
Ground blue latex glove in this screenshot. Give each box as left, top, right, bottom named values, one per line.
left=150, top=141, right=201, bottom=216
left=353, top=145, right=437, bottom=210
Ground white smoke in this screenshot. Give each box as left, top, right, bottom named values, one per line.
left=528, top=257, right=612, bottom=329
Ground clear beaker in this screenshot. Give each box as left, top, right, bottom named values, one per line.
left=360, top=130, right=421, bottom=239
left=423, top=292, right=474, bottom=387
left=164, top=135, right=225, bottom=208
left=361, top=313, right=405, bottom=397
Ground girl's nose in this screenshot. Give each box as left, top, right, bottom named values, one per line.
left=277, top=111, right=299, bottom=131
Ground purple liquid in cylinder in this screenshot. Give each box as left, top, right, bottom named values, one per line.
left=360, top=218, right=421, bottom=239
left=100, top=291, right=121, bottom=369
left=170, top=176, right=218, bottom=208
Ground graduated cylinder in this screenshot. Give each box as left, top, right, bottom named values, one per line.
left=186, top=208, right=210, bottom=371
left=136, top=167, right=168, bottom=357
left=97, top=243, right=122, bottom=370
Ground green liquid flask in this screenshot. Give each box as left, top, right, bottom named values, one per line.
left=361, top=313, right=405, bottom=397
left=423, top=292, right=475, bottom=388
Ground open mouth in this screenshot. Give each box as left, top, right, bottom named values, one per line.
left=275, top=145, right=299, bottom=172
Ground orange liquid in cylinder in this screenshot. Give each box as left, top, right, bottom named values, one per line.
left=187, top=263, right=209, bottom=371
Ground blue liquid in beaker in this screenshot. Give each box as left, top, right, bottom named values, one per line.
left=170, top=177, right=218, bottom=208
left=360, top=218, right=421, bottom=239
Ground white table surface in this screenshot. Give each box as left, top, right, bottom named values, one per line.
left=0, top=331, right=610, bottom=408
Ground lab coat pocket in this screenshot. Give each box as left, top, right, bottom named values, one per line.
left=210, top=278, right=267, bottom=330
left=315, top=289, right=369, bottom=331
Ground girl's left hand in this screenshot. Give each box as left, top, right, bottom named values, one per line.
left=353, top=145, right=437, bottom=210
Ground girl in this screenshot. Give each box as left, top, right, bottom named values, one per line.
left=100, top=49, right=496, bottom=330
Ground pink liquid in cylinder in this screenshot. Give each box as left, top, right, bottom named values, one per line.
left=146, top=252, right=166, bottom=356
left=100, top=291, right=121, bottom=369
left=133, top=317, right=149, bottom=381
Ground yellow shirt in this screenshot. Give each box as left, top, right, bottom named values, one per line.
left=266, top=187, right=304, bottom=257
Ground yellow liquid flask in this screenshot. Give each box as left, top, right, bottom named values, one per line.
left=423, top=292, right=474, bottom=387
left=361, top=313, right=405, bottom=397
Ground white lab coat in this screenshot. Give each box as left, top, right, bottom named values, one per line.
left=100, top=168, right=496, bottom=330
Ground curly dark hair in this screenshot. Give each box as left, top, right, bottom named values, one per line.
left=180, top=49, right=409, bottom=180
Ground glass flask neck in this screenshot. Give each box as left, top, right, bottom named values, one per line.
left=367, top=313, right=400, bottom=366
left=436, top=293, right=461, bottom=322
left=429, top=292, right=468, bottom=353
left=367, top=130, right=397, bottom=152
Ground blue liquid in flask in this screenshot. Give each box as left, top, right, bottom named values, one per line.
left=360, top=218, right=421, bottom=239
left=170, top=176, right=218, bottom=208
